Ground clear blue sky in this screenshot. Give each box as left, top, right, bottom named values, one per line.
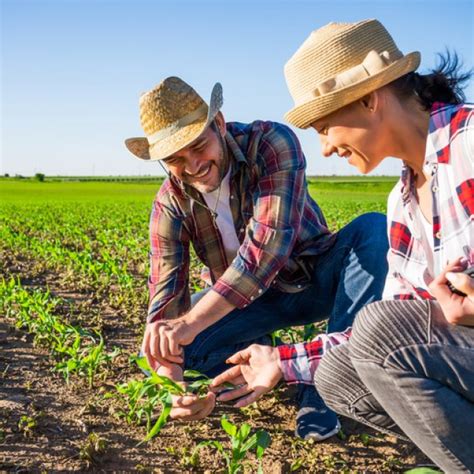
left=1, top=0, right=473, bottom=177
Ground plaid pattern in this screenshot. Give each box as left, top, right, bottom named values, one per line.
left=278, top=328, right=352, bottom=384
left=147, top=121, right=335, bottom=322
left=278, top=102, right=474, bottom=384
left=383, top=102, right=474, bottom=300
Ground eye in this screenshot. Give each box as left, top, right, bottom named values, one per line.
left=318, top=125, right=329, bottom=135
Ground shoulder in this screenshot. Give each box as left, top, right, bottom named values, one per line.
left=227, top=120, right=305, bottom=172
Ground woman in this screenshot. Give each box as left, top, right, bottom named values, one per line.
left=212, top=19, right=473, bottom=472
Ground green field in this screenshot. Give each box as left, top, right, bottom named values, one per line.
left=1, top=176, right=430, bottom=472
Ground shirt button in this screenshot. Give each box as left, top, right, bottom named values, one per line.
left=230, top=195, right=234, bottom=199
left=432, top=186, right=438, bottom=192
left=258, top=289, right=263, bottom=294
left=435, top=231, right=441, bottom=239
left=250, top=296, right=255, bottom=301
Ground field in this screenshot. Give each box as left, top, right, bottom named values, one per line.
left=0, top=177, right=430, bottom=472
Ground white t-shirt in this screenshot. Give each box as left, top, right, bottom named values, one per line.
left=202, top=168, right=241, bottom=263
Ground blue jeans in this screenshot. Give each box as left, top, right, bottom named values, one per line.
left=184, top=212, right=389, bottom=377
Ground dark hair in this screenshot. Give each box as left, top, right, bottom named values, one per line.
left=389, top=51, right=473, bottom=110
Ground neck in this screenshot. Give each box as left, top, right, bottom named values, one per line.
left=387, top=97, right=431, bottom=177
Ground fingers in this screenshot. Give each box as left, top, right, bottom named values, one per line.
left=233, top=386, right=267, bottom=408
left=211, top=365, right=243, bottom=388
left=226, top=348, right=252, bottom=365
left=170, top=392, right=215, bottom=421
left=217, top=384, right=252, bottom=402
left=446, top=272, right=474, bottom=298
left=150, top=326, right=183, bottom=365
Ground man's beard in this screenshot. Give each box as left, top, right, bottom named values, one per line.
left=186, top=138, right=229, bottom=193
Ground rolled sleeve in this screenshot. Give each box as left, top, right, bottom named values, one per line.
left=278, top=329, right=352, bottom=385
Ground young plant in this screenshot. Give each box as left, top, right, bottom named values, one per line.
left=193, top=415, right=271, bottom=474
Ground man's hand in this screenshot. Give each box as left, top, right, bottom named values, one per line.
left=429, top=258, right=474, bottom=326
left=156, top=363, right=215, bottom=421
left=142, top=317, right=198, bottom=369
left=211, top=344, right=283, bottom=408
left=170, top=392, right=216, bottom=421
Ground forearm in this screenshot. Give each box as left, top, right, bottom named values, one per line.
left=185, top=288, right=236, bottom=334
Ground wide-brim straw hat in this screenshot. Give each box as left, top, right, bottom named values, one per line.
left=125, top=77, right=223, bottom=161
left=284, top=19, right=421, bottom=129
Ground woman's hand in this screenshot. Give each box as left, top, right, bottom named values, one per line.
left=210, top=344, right=283, bottom=408
left=429, top=258, right=474, bottom=326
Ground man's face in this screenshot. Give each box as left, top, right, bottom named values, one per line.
left=162, top=113, right=228, bottom=193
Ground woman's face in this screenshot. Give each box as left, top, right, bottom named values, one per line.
left=310, top=98, right=388, bottom=174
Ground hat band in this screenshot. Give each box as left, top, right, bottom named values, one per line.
left=147, top=103, right=208, bottom=145
left=306, top=49, right=403, bottom=102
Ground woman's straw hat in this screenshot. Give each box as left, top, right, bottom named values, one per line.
left=284, top=19, right=421, bottom=129
left=125, top=77, right=223, bottom=160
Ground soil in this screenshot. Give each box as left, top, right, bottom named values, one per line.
left=0, top=254, right=431, bottom=473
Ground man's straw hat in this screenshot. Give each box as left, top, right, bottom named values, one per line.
left=284, top=19, right=421, bottom=129
left=125, top=77, right=223, bottom=161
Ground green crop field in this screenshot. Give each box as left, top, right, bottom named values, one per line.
left=1, top=176, right=430, bottom=472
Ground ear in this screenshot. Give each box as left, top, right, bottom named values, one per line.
left=359, top=91, right=379, bottom=114
left=214, top=111, right=227, bottom=137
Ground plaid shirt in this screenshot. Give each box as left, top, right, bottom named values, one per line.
left=147, top=121, right=335, bottom=323
left=278, top=102, right=474, bottom=384
left=383, top=102, right=474, bottom=299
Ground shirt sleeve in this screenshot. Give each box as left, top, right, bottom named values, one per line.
left=147, top=191, right=191, bottom=323
left=212, top=123, right=307, bottom=308
left=278, top=328, right=352, bottom=385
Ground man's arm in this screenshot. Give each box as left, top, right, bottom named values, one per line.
left=155, top=123, right=310, bottom=363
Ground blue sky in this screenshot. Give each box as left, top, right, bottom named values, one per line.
left=2, top=0, right=473, bottom=177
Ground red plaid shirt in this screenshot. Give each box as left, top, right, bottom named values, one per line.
left=278, top=102, right=474, bottom=384
left=383, top=102, right=474, bottom=299
left=147, top=121, right=335, bottom=323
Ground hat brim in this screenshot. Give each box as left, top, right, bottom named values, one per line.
left=285, top=51, right=421, bottom=129
left=125, top=82, right=223, bottom=161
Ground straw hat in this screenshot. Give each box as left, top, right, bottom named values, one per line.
left=284, top=19, right=421, bottom=129
left=125, top=77, right=223, bottom=160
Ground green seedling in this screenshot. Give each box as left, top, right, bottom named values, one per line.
left=193, top=415, right=271, bottom=474
left=79, top=432, right=107, bottom=467
left=18, top=415, right=37, bottom=438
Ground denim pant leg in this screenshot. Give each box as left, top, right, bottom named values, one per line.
left=310, top=212, right=388, bottom=332
left=350, top=300, right=474, bottom=473
left=184, top=286, right=327, bottom=377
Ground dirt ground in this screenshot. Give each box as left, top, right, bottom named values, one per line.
left=0, top=253, right=431, bottom=473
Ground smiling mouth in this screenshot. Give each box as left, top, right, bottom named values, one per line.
left=190, top=165, right=212, bottom=180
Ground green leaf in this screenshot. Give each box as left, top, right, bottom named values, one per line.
left=142, top=393, right=172, bottom=442
left=183, top=369, right=210, bottom=380
left=221, top=415, right=237, bottom=437
left=255, top=431, right=271, bottom=459
left=238, top=423, right=251, bottom=441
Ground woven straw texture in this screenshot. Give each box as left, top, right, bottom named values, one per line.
left=284, top=19, right=420, bottom=128
left=125, top=77, right=223, bottom=161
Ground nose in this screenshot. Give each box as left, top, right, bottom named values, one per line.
left=319, top=134, right=336, bottom=158
left=183, top=152, right=202, bottom=176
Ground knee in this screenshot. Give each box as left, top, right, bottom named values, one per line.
left=314, top=348, right=352, bottom=416
left=350, top=299, right=428, bottom=363
left=349, top=212, right=388, bottom=256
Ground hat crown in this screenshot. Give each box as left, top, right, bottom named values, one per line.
left=285, top=19, right=401, bottom=104
left=139, top=76, right=208, bottom=137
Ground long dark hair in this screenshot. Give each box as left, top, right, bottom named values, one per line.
left=389, top=51, right=472, bottom=109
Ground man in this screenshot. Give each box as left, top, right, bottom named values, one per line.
left=125, top=76, right=388, bottom=440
